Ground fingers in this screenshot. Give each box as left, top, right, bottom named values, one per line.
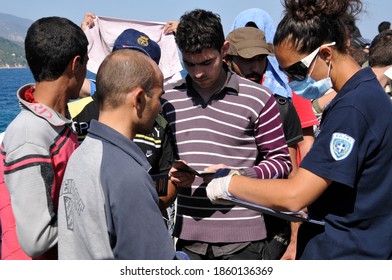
left=169, top=170, right=195, bottom=188
left=163, top=20, right=179, bottom=35
left=81, top=12, right=96, bottom=31
left=204, top=164, right=228, bottom=172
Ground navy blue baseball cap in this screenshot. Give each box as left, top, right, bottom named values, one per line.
left=112, top=28, right=161, bottom=65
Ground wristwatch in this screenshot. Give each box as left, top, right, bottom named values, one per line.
left=311, top=98, right=323, bottom=114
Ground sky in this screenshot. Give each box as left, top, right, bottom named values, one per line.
left=2, top=0, right=391, bottom=41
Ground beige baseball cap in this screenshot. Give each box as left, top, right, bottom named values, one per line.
left=226, top=27, right=274, bottom=59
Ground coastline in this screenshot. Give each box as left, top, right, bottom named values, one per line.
left=0, top=66, right=28, bottom=69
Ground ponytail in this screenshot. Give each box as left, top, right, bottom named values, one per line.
left=274, top=0, right=363, bottom=53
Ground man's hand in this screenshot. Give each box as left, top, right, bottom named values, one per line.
left=163, top=20, right=179, bottom=35
left=81, top=12, right=96, bottom=31
left=169, top=160, right=195, bottom=188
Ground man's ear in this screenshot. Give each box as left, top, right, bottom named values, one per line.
left=130, top=87, right=146, bottom=116
left=71, top=55, right=82, bottom=74
left=221, top=40, right=230, bottom=58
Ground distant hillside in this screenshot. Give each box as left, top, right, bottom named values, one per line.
left=0, top=37, right=27, bottom=67
left=0, top=13, right=32, bottom=68
left=0, top=13, right=32, bottom=42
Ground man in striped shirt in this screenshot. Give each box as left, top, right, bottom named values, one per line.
left=162, top=9, right=292, bottom=260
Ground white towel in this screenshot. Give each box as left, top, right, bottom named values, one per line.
left=85, top=16, right=183, bottom=82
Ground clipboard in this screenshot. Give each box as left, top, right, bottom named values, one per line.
left=223, top=197, right=325, bottom=225
left=172, top=161, right=215, bottom=177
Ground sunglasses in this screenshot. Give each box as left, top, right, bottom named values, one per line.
left=280, top=42, right=336, bottom=81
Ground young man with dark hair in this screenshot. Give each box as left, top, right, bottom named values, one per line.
left=0, top=16, right=88, bottom=259
left=163, top=9, right=291, bottom=260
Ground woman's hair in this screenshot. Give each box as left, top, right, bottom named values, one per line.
left=274, top=0, right=363, bottom=54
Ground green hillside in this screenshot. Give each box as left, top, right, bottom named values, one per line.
left=0, top=37, right=27, bottom=68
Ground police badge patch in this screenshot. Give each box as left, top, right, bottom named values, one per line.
left=330, top=132, right=355, bottom=161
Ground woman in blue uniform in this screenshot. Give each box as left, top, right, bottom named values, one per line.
left=206, top=0, right=392, bottom=259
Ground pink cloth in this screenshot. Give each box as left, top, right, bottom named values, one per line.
left=0, top=163, right=31, bottom=260
left=85, top=16, right=183, bottom=82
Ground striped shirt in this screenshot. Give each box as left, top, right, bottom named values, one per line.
left=161, top=70, right=291, bottom=243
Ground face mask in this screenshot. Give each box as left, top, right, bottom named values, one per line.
left=289, top=59, right=333, bottom=100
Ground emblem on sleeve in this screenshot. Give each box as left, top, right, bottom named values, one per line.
left=330, top=132, right=355, bottom=161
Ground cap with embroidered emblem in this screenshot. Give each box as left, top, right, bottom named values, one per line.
left=112, top=28, right=161, bottom=64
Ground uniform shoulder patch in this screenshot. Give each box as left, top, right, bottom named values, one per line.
left=330, top=132, right=355, bottom=161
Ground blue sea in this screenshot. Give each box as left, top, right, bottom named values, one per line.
left=0, top=68, right=34, bottom=132
left=0, top=68, right=186, bottom=132
left=0, top=68, right=100, bottom=132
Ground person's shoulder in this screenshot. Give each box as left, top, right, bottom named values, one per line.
left=7, top=110, right=49, bottom=133
left=162, top=78, right=188, bottom=104
left=68, top=96, right=95, bottom=118
left=345, top=68, right=385, bottom=101
left=155, top=114, right=168, bottom=129
left=237, top=74, right=272, bottom=92
left=164, top=77, right=186, bottom=91
left=235, top=74, right=274, bottom=101
left=3, top=111, right=57, bottom=152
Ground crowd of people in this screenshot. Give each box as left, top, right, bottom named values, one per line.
left=0, top=0, right=391, bottom=260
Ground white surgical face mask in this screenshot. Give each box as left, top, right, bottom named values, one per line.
left=289, top=59, right=333, bottom=100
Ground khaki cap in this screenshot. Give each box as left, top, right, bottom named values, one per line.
left=226, top=27, right=274, bottom=58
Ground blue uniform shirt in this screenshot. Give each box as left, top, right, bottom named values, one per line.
left=299, top=67, right=392, bottom=259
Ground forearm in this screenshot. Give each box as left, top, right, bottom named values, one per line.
left=159, top=180, right=177, bottom=211
left=251, top=99, right=292, bottom=178
left=297, top=127, right=315, bottom=161
left=6, top=165, right=58, bottom=257
left=280, top=222, right=301, bottom=260
left=288, top=146, right=299, bottom=177
left=228, top=168, right=329, bottom=212
left=228, top=175, right=297, bottom=211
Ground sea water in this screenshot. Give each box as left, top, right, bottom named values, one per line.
left=0, top=68, right=34, bottom=132
left=0, top=68, right=99, bottom=132
left=0, top=68, right=186, bottom=132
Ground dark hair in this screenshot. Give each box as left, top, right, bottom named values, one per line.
left=378, top=21, right=391, bottom=33
left=175, top=9, right=225, bottom=54
left=369, top=30, right=392, bottom=67
left=25, top=17, right=88, bottom=82
left=342, top=14, right=369, bottom=65
left=274, top=0, right=362, bottom=54
left=96, top=49, right=157, bottom=110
